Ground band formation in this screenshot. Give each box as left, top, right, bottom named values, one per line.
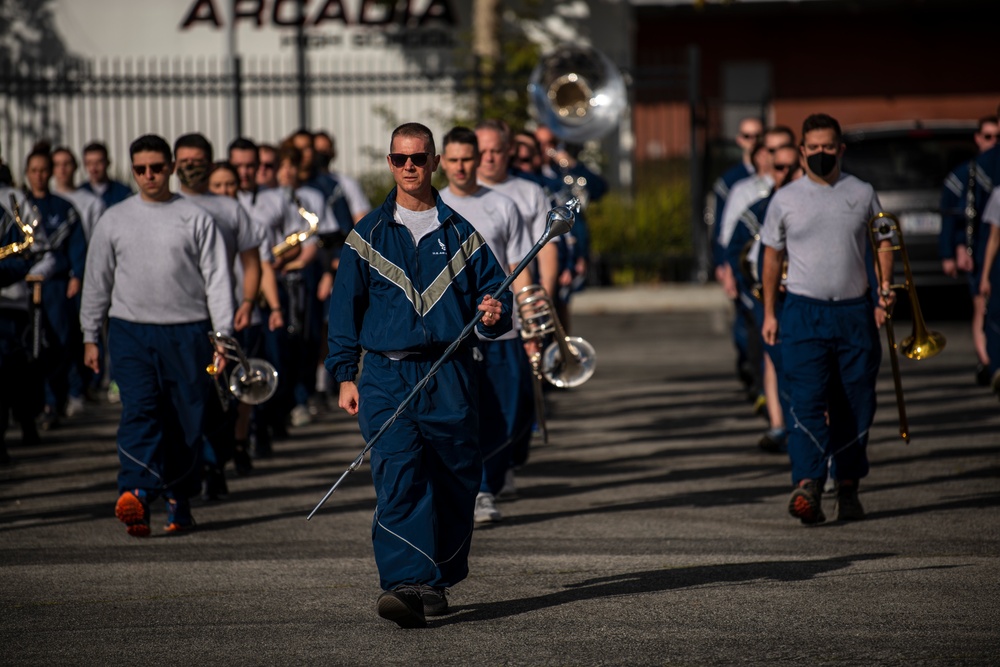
left=1, top=105, right=998, bottom=629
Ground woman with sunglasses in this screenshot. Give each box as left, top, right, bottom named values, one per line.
left=80, top=134, right=235, bottom=537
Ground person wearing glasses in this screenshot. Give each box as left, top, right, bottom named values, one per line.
left=727, top=144, right=803, bottom=453
left=326, top=122, right=511, bottom=629
left=80, top=134, right=234, bottom=537
left=711, top=117, right=764, bottom=391
left=939, top=115, right=999, bottom=386
left=718, top=127, right=796, bottom=409
left=761, top=114, right=894, bottom=526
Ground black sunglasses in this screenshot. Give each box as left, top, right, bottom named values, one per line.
left=388, top=152, right=431, bottom=168
left=132, top=163, right=168, bottom=176
left=773, top=163, right=796, bottom=172
left=982, top=133, right=997, bottom=141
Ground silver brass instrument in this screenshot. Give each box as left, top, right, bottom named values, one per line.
left=868, top=212, right=946, bottom=443
left=206, top=332, right=279, bottom=405
left=272, top=205, right=319, bottom=259
left=0, top=195, right=38, bottom=260
left=517, top=284, right=596, bottom=389
left=528, top=46, right=626, bottom=144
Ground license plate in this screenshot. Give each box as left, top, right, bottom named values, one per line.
left=899, top=212, right=941, bottom=235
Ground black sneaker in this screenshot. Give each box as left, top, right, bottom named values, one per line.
left=233, top=439, right=253, bottom=476
left=376, top=586, right=427, bottom=628
left=201, top=466, right=229, bottom=501
left=835, top=481, right=866, bottom=521
left=420, top=586, right=450, bottom=617
left=788, top=480, right=826, bottom=525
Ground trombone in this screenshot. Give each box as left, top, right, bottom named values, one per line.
left=516, top=284, right=597, bottom=391
left=205, top=332, right=279, bottom=406
left=868, top=212, right=946, bottom=443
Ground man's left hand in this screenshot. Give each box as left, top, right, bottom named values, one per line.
left=479, top=295, right=502, bottom=326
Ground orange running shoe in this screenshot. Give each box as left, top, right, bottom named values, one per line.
left=115, top=489, right=150, bottom=537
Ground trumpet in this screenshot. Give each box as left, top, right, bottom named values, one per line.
left=272, top=204, right=319, bottom=259
left=868, top=212, right=946, bottom=443
left=516, top=284, right=596, bottom=389
left=0, top=195, right=37, bottom=260
left=206, top=332, right=279, bottom=405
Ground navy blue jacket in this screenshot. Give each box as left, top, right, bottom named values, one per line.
left=326, top=187, right=513, bottom=384
left=80, top=179, right=132, bottom=210
left=27, top=193, right=86, bottom=282
left=0, top=211, right=32, bottom=288
left=712, top=162, right=753, bottom=268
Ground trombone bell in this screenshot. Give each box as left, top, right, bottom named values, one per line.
left=207, top=332, right=279, bottom=405
left=229, top=361, right=279, bottom=405
left=867, top=212, right=947, bottom=443
left=517, top=285, right=597, bottom=389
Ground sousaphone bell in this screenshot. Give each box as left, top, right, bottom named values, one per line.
left=528, top=45, right=626, bottom=144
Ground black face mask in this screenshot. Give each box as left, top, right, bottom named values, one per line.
left=806, top=151, right=838, bottom=177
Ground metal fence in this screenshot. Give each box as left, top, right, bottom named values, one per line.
left=0, top=53, right=477, bottom=183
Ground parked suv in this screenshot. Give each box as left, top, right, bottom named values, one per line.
left=840, top=121, right=979, bottom=288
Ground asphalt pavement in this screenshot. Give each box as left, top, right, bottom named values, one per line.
left=1, top=286, right=998, bottom=666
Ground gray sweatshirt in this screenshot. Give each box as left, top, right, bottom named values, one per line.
left=80, top=194, right=234, bottom=342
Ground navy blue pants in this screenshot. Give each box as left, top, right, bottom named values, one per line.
left=41, top=279, right=83, bottom=409
left=780, top=294, right=881, bottom=486
left=987, top=261, right=1000, bottom=377
left=477, top=339, right=534, bottom=495
left=359, top=351, right=481, bottom=591
left=109, top=318, right=214, bottom=501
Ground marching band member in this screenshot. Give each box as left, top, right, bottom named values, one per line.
left=712, top=117, right=763, bottom=389
left=326, top=122, right=511, bottom=628
left=79, top=141, right=133, bottom=210
left=23, top=146, right=87, bottom=430
left=0, top=189, right=56, bottom=463
left=174, top=133, right=266, bottom=494
left=761, top=114, right=893, bottom=525
left=939, top=116, right=999, bottom=385
left=81, top=134, right=234, bottom=536
left=228, top=137, right=317, bottom=455
left=438, top=126, right=535, bottom=524
left=475, top=120, right=557, bottom=491
left=977, top=185, right=1000, bottom=395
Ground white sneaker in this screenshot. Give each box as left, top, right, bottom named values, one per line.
left=65, top=396, right=85, bottom=418
left=498, top=469, right=518, bottom=499
left=474, top=493, right=502, bottom=524
left=290, top=404, right=311, bottom=427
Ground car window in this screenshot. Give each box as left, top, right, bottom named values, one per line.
left=841, top=132, right=977, bottom=191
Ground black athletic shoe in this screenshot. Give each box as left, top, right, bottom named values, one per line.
left=232, top=439, right=253, bottom=476
left=835, top=481, right=866, bottom=521
left=376, top=586, right=427, bottom=628
left=420, top=586, right=450, bottom=616
left=201, top=466, right=229, bottom=501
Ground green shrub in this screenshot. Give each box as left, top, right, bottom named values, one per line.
left=587, top=182, right=692, bottom=284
